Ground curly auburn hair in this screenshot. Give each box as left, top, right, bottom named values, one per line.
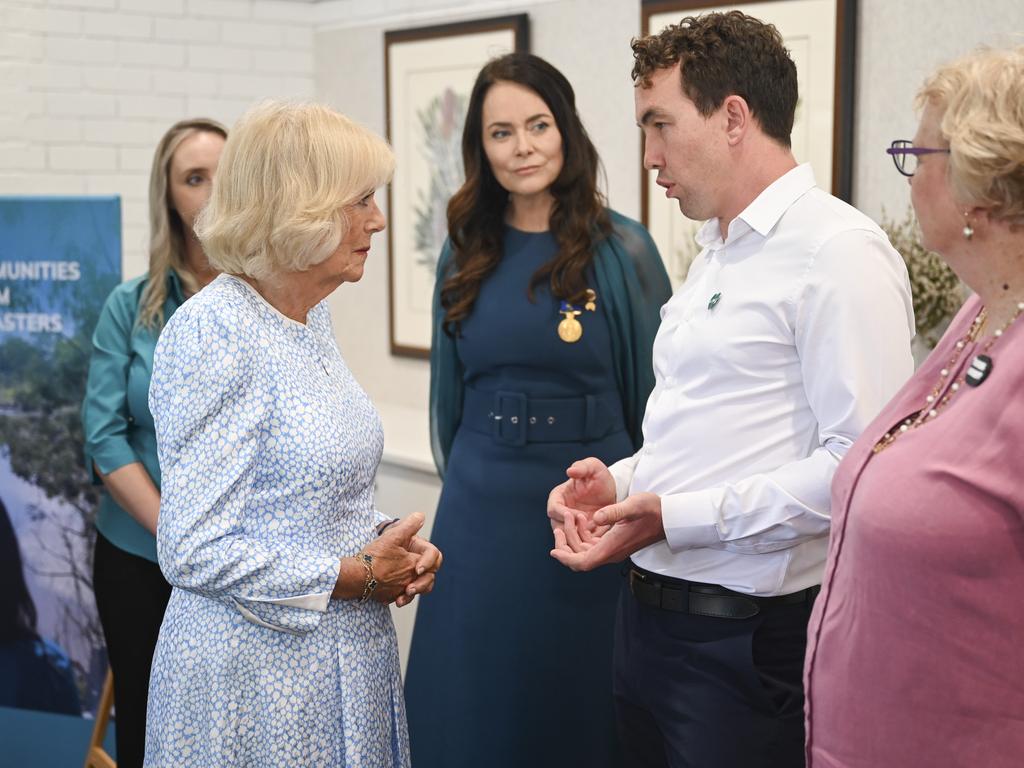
left=631, top=10, right=797, bottom=147
left=440, top=53, right=611, bottom=334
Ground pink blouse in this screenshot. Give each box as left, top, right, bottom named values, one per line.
left=804, top=294, right=1024, bottom=768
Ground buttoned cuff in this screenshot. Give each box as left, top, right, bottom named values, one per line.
left=230, top=556, right=340, bottom=635
left=661, top=489, right=723, bottom=551
left=608, top=459, right=635, bottom=503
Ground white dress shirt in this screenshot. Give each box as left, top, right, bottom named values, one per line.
left=611, top=164, right=914, bottom=595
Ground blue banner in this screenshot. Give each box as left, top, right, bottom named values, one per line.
left=0, top=196, right=121, bottom=721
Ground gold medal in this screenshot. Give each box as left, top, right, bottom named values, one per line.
left=556, top=289, right=597, bottom=343
left=558, top=312, right=583, bottom=343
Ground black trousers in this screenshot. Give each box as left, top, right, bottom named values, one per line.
left=613, top=579, right=814, bottom=768
left=92, top=531, right=171, bottom=768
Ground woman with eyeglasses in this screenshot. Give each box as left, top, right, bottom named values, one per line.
left=804, top=46, right=1024, bottom=767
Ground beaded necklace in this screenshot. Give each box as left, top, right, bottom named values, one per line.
left=873, top=300, right=1024, bottom=454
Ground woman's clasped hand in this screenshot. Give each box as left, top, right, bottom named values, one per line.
left=336, top=513, right=443, bottom=607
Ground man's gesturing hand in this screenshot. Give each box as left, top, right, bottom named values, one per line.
left=550, top=492, right=665, bottom=572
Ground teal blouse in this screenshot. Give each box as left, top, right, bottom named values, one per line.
left=82, top=270, right=185, bottom=563
left=429, top=209, right=672, bottom=476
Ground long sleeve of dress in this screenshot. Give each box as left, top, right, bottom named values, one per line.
left=429, top=240, right=463, bottom=478
left=150, top=303, right=341, bottom=635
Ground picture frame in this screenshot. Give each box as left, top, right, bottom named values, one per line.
left=640, top=0, right=857, bottom=286
left=385, top=14, right=530, bottom=358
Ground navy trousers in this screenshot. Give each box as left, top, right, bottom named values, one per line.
left=613, top=579, right=814, bottom=768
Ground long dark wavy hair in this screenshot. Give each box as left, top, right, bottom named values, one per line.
left=441, top=53, right=611, bottom=333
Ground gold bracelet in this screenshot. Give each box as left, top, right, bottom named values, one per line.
left=354, top=552, right=377, bottom=603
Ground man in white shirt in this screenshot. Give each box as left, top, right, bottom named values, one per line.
left=548, top=11, right=914, bottom=767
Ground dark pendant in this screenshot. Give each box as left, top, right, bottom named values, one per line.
left=965, top=354, right=993, bottom=387
left=708, top=292, right=722, bottom=310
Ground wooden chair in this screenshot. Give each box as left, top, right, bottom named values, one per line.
left=83, top=668, right=116, bottom=768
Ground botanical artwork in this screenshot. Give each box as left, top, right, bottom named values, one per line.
left=412, top=88, right=467, bottom=273
left=386, top=15, right=527, bottom=356
left=0, top=197, right=121, bottom=719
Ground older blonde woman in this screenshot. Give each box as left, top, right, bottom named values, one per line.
left=144, top=102, right=440, bottom=767
left=83, top=116, right=226, bottom=768
left=804, top=47, right=1024, bottom=767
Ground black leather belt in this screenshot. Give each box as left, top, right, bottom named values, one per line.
left=462, top=387, right=625, bottom=446
left=628, top=567, right=819, bottom=620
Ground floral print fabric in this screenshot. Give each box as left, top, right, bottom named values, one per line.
left=145, top=274, right=408, bottom=767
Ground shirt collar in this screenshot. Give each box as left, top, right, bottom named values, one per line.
left=736, top=163, right=816, bottom=238
left=695, top=163, right=817, bottom=249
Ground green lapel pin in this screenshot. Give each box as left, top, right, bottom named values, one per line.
left=708, top=292, right=722, bottom=310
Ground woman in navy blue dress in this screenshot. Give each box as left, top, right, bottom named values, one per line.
left=405, top=53, right=671, bottom=767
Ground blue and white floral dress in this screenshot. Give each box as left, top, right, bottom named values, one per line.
left=145, top=274, right=408, bottom=768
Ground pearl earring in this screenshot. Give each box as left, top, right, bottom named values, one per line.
left=962, top=211, right=974, bottom=241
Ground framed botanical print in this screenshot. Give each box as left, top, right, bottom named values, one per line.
left=385, top=14, right=530, bottom=357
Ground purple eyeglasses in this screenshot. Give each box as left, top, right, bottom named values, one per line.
left=886, top=139, right=951, bottom=177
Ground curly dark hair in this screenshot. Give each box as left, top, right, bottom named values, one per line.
left=441, top=53, right=611, bottom=334
left=631, top=10, right=798, bottom=146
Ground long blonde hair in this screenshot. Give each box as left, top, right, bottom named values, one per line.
left=137, top=117, right=228, bottom=329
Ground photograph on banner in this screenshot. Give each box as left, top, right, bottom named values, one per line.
left=642, top=0, right=854, bottom=286
left=0, top=196, right=121, bottom=718
left=385, top=14, right=530, bottom=357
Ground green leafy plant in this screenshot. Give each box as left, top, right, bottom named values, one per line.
left=880, top=206, right=966, bottom=349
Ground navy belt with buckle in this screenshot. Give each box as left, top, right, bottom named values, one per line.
left=462, top=387, right=625, bottom=446
left=628, top=566, right=819, bottom=620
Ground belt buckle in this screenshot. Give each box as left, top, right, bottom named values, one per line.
left=491, top=391, right=528, bottom=447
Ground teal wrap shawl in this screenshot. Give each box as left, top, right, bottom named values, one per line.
left=429, top=210, right=673, bottom=477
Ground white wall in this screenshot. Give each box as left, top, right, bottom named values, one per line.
left=852, top=0, right=1024, bottom=223
left=0, top=0, right=317, bottom=279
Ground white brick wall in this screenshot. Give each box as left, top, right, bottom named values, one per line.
left=0, top=0, right=317, bottom=278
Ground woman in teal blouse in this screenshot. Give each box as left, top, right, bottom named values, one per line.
left=82, top=117, right=225, bottom=768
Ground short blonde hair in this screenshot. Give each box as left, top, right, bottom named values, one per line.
left=916, top=46, right=1024, bottom=226
left=197, top=101, right=395, bottom=279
